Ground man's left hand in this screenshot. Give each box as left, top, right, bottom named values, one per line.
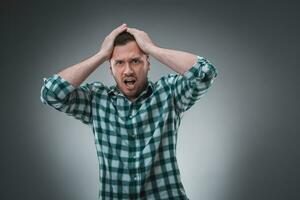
left=126, top=27, right=156, bottom=55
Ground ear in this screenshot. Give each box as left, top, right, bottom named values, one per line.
left=146, top=55, right=151, bottom=71
left=109, top=65, right=113, bottom=75
left=109, top=58, right=116, bottom=72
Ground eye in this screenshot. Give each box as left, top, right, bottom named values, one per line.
left=132, top=59, right=140, bottom=64
left=115, top=61, right=123, bottom=65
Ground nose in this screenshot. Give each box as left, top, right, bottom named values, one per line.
left=124, top=62, right=134, bottom=75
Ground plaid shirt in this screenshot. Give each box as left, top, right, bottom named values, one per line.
left=40, top=55, right=218, bottom=199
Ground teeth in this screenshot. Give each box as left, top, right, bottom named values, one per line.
left=124, top=78, right=136, bottom=85
left=125, top=81, right=135, bottom=85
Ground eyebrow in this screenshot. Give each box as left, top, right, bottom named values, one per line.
left=114, top=56, right=143, bottom=62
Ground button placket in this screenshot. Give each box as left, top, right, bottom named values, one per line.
left=129, top=152, right=137, bottom=160
left=130, top=171, right=139, bottom=181
left=128, top=102, right=138, bottom=119
left=128, top=119, right=137, bottom=139
left=132, top=175, right=137, bottom=181
left=130, top=132, right=136, bottom=138
left=128, top=102, right=133, bottom=117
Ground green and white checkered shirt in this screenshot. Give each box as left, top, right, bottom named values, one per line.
left=40, top=55, right=218, bottom=199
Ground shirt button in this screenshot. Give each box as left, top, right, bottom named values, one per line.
left=130, top=133, right=136, bottom=138
left=132, top=175, right=137, bottom=180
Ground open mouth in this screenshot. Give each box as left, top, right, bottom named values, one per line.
left=123, top=78, right=136, bottom=89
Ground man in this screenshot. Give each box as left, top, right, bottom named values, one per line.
left=40, top=23, right=218, bottom=199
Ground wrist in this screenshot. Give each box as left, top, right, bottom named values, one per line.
left=95, top=50, right=108, bottom=61
left=147, top=44, right=160, bottom=56
left=94, top=51, right=108, bottom=66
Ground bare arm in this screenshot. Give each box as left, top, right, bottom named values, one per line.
left=147, top=46, right=197, bottom=74
left=126, top=27, right=197, bottom=74
left=57, top=23, right=128, bottom=87
left=57, top=52, right=106, bottom=87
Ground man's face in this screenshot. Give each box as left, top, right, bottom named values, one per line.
left=110, top=41, right=150, bottom=101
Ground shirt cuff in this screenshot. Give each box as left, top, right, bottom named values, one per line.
left=183, top=55, right=218, bottom=81
left=43, top=74, right=76, bottom=100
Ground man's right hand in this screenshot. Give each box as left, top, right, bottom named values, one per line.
left=99, top=23, right=128, bottom=61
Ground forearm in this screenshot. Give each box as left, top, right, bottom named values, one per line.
left=148, top=46, right=198, bottom=75
left=57, top=51, right=106, bottom=87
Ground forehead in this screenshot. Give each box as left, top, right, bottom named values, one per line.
left=111, top=41, right=145, bottom=61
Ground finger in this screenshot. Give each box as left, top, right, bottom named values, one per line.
left=118, top=23, right=127, bottom=31
left=126, top=27, right=136, bottom=33
left=116, top=23, right=127, bottom=29
left=111, top=23, right=127, bottom=36
left=120, top=23, right=127, bottom=27
left=115, top=23, right=127, bottom=33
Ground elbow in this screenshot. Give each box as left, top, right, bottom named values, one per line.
left=201, top=63, right=218, bottom=84
left=40, top=85, right=50, bottom=105
left=40, top=85, right=58, bottom=106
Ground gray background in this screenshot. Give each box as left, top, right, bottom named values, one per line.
left=1, top=0, right=299, bottom=199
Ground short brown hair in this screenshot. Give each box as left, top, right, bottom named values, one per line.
left=113, top=31, right=135, bottom=47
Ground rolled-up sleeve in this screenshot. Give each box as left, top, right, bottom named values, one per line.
left=40, top=74, right=92, bottom=125
left=169, top=55, right=218, bottom=113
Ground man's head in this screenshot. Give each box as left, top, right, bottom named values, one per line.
left=109, top=31, right=150, bottom=102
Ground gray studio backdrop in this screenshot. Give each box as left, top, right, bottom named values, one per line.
left=2, top=0, right=299, bottom=200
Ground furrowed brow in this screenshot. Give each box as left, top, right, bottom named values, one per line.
left=130, top=56, right=142, bottom=61
left=114, top=59, right=124, bottom=62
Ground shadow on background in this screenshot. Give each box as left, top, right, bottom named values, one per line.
left=1, top=0, right=299, bottom=199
